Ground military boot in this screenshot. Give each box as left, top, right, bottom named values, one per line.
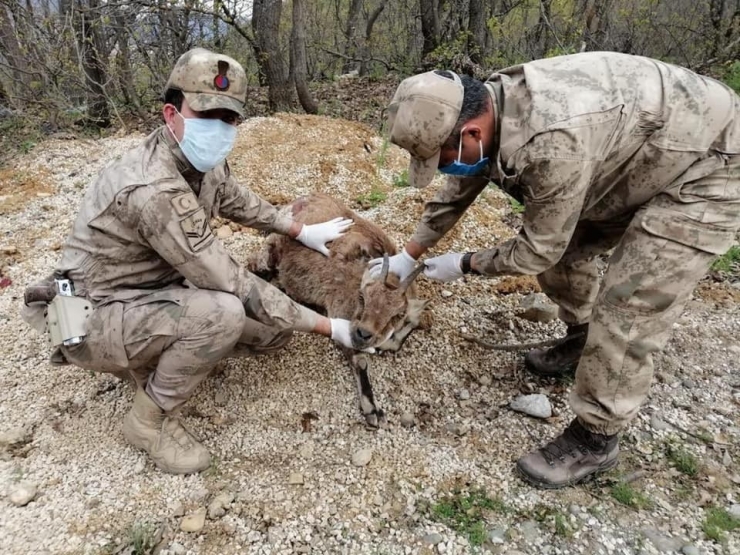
left=122, top=388, right=211, bottom=474
left=524, top=323, right=588, bottom=377
left=516, top=418, right=619, bottom=489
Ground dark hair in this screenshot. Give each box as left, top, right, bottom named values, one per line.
left=434, top=70, right=490, bottom=148
left=163, top=88, right=184, bottom=111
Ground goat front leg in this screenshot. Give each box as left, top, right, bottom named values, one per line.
left=341, top=347, right=386, bottom=429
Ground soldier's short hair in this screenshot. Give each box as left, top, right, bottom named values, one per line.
left=164, top=88, right=184, bottom=111
left=434, top=71, right=489, bottom=148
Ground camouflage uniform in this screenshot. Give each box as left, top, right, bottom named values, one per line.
left=398, top=52, right=740, bottom=436
left=23, top=50, right=318, bottom=413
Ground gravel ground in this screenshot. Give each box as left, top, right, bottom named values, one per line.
left=1, top=115, right=739, bottom=555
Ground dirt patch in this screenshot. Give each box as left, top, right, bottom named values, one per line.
left=694, top=279, right=740, bottom=306
left=0, top=167, right=54, bottom=215
left=491, top=275, right=542, bottom=295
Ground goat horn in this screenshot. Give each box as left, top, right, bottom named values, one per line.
left=380, top=252, right=390, bottom=283
left=400, top=262, right=426, bottom=291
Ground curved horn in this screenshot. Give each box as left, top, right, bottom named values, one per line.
left=380, top=252, right=390, bottom=283
left=400, top=262, right=426, bottom=291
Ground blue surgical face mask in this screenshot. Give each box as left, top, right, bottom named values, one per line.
left=170, top=109, right=237, bottom=173
left=438, top=126, right=489, bottom=176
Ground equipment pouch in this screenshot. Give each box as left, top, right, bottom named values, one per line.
left=46, top=294, right=93, bottom=348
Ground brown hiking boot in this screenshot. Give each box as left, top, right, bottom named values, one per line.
left=524, top=323, right=588, bottom=378
left=516, top=418, right=619, bottom=489
left=123, top=388, right=211, bottom=475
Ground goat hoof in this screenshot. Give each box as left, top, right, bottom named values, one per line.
left=364, top=409, right=387, bottom=430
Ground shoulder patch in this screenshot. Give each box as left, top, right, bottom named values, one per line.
left=171, top=192, right=200, bottom=216
left=179, top=207, right=213, bottom=252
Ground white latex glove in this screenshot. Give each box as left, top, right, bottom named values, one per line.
left=367, top=249, right=417, bottom=281
left=423, top=252, right=464, bottom=282
left=330, top=318, right=376, bottom=353
left=296, top=217, right=354, bottom=256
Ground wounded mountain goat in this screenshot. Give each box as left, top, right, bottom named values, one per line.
left=247, top=192, right=432, bottom=428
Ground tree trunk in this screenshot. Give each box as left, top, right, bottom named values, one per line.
left=420, top=0, right=440, bottom=57
left=359, top=0, right=388, bottom=76
left=77, top=0, right=110, bottom=127
left=343, top=0, right=363, bottom=73
left=252, top=0, right=294, bottom=112
left=467, top=0, right=487, bottom=64
left=290, top=0, right=317, bottom=114
left=0, top=4, right=31, bottom=106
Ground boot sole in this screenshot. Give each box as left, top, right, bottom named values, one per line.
left=523, top=358, right=577, bottom=379
left=516, top=457, right=619, bottom=490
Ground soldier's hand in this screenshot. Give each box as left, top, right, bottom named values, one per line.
left=329, top=318, right=376, bottom=353
left=423, top=252, right=464, bottom=282
left=296, top=217, right=354, bottom=256
left=368, top=249, right=417, bottom=281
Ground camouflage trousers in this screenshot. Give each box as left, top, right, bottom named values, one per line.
left=62, top=287, right=292, bottom=412
left=538, top=152, right=740, bottom=436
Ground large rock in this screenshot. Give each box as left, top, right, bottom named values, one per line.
left=180, top=508, right=206, bottom=532
left=518, top=293, right=558, bottom=323
left=509, top=394, right=552, bottom=419
left=351, top=448, right=373, bottom=467
left=9, top=483, right=37, bottom=506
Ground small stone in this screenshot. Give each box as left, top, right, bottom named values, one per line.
left=216, top=226, right=233, bottom=239
left=0, top=426, right=31, bottom=448
left=246, top=530, right=262, bottom=543
left=478, top=375, right=492, bottom=387
left=9, top=483, right=37, bottom=506
left=400, top=412, right=415, bottom=428
left=441, top=290, right=453, bottom=298
left=681, top=545, right=699, bottom=555
left=192, top=488, right=209, bottom=502
left=518, top=293, right=558, bottom=323
left=299, top=443, right=314, bottom=459
left=180, top=508, right=206, bottom=532
left=422, top=533, right=443, bottom=545
left=373, top=494, right=383, bottom=506
left=729, top=504, right=740, bottom=519
left=0, top=245, right=18, bottom=255
left=569, top=504, right=581, bottom=516
left=207, top=492, right=233, bottom=519
left=488, top=527, right=507, bottom=544
left=86, top=497, right=101, bottom=509
left=214, top=389, right=228, bottom=406
left=289, top=472, right=304, bottom=485
left=458, top=389, right=470, bottom=401
left=133, top=459, right=146, bottom=474
left=267, top=525, right=284, bottom=544
left=520, top=520, right=541, bottom=543
left=642, top=529, right=684, bottom=552
left=351, top=448, right=373, bottom=467
left=682, top=380, right=696, bottom=390
left=170, top=501, right=185, bottom=517
left=170, top=542, right=187, bottom=555
left=723, top=450, right=733, bottom=467
left=650, top=414, right=671, bottom=432
left=509, top=394, right=552, bottom=419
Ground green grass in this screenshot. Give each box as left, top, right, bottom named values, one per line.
left=721, top=60, right=740, bottom=95
left=531, top=504, right=573, bottom=538
left=392, top=169, right=409, bottom=187
left=429, top=488, right=509, bottom=547
left=508, top=196, right=525, bottom=214
left=711, top=245, right=740, bottom=273
left=356, top=188, right=388, bottom=208
left=610, top=482, right=652, bottom=510
left=376, top=134, right=390, bottom=169
left=702, top=507, right=740, bottom=543
left=666, top=445, right=700, bottom=477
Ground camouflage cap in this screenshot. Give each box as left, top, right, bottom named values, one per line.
left=386, top=71, right=464, bottom=188
left=165, top=47, right=247, bottom=117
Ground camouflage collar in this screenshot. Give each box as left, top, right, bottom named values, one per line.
left=158, top=126, right=203, bottom=191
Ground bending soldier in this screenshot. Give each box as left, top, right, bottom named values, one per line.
left=372, top=52, right=740, bottom=488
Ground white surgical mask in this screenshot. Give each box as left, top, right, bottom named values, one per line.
left=169, top=109, right=237, bottom=172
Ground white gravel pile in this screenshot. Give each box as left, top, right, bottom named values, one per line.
left=1, top=115, right=738, bottom=554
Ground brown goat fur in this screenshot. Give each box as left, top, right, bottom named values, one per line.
left=247, top=192, right=432, bottom=427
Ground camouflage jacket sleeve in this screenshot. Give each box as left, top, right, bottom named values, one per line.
left=136, top=186, right=317, bottom=332
left=216, top=162, right=294, bottom=234
left=474, top=131, right=595, bottom=276
left=410, top=175, right=490, bottom=248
